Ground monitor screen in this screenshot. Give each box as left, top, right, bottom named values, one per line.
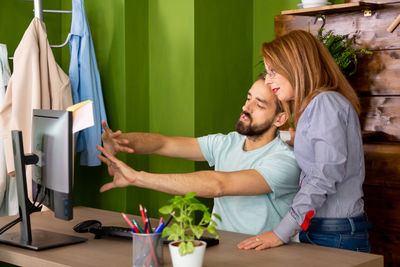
left=31, top=109, right=74, bottom=220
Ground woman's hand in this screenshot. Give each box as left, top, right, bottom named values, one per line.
left=101, top=120, right=134, bottom=156
left=97, top=145, right=138, bottom=192
left=237, top=231, right=284, bottom=250
left=285, top=127, right=296, bottom=146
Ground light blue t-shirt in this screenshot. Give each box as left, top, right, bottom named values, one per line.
left=198, top=131, right=300, bottom=235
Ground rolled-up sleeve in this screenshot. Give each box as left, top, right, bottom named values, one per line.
left=274, top=93, right=350, bottom=243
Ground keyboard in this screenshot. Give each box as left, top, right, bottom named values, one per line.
left=89, top=226, right=219, bottom=247
left=93, top=226, right=132, bottom=239
left=72, top=219, right=219, bottom=247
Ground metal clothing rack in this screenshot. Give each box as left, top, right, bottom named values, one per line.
left=34, top=0, right=72, bottom=48
left=8, top=0, right=72, bottom=60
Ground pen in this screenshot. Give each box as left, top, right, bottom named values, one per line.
left=144, top=208, right=153, bottom=233
left=139, top=204, right=146, bottom=225
left=132, top=218, right=143, bottom=233
left=164, top=211, right=175, bottom=227
left=154, top=217, right=163, bottom=232
left=154, top=222, right=165, bottom=234
left=121, top=212, right=138, bottom=233
left=144, top=217, right=149, bottom=234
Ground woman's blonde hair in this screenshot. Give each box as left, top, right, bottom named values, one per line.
left=262, top=30, right=360, bottom=126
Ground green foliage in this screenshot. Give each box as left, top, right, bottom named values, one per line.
left=159, top=192, right=221, bottom=256
left=317, top=28, right=372, bottom=77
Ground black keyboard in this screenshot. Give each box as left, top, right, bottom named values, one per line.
left=90, top=226, right=219, bottom=247
left=73, top=220, right=219, bottom=247
left=95, top=226, right=132, bottom=239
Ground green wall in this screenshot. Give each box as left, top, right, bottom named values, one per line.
left=0, top=0, right=62, bottom=67
left=144, top=0, right=196, bottom=215
left=253, top=0, right=300, bottom=79
left=195, top=0, right=253, bottom=137
left=124, top=0, right=152, bottom=216
left=58, top=0, right=130, bottom=212
left=0, top=0, right=302, bottom=219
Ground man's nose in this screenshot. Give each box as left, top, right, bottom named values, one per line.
left=242, top=102, right=252, bottom=113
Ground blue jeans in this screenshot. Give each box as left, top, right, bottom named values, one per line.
left=299, top=214, right=371, bottom=253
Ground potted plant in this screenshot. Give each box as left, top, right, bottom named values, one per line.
left=159, top=192, right=221, bottom=267
left=317, top=28, right=372, bottom=77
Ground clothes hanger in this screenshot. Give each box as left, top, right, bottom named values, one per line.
left=8, top=0, right=72, bottom=60
left=314, top=15, right=326, bottom=30
left=33, top=0, right=72, bottom=48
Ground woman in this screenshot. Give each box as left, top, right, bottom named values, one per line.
left=238, top=30, right=370, bottom=252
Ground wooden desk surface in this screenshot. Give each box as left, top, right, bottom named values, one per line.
left=0, top=207, right=383, bottom=267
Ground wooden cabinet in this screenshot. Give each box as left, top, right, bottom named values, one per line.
left=275, top=2, right=400, bottom=266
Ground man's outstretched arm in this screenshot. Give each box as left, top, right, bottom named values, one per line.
left=102, top=120, right=205, bottom=161
left=97, top=145, right=272, bottom=198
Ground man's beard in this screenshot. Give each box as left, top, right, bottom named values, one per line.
left=235, top=111, right=274, bottom=137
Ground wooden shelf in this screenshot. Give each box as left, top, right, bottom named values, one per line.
left=281, top=1, right=383, bottom=16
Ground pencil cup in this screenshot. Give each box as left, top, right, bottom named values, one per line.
left=132, top=232, right=163, bottom=267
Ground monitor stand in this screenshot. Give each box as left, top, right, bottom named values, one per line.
left=0, top=131, right=87, bottom=251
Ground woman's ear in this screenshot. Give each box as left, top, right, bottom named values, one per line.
left=274, top=112, right=289, bottom=128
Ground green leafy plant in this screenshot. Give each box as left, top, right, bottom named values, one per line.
left=159, top=192, right=221, bottom=256
left=317, top=28, right=372, bottom=77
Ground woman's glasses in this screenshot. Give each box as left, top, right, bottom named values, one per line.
left=264, top=68, right=277, bottom=79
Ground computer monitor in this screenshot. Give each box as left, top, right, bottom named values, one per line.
left=32, top=109, right=74, bottom=220
left=0, top=109, right=87, bottom=250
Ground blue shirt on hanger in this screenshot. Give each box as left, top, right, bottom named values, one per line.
left=69, top=0, right=107, bottom=166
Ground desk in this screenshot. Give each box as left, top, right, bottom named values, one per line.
left=0, top=207, right=383, bottom=267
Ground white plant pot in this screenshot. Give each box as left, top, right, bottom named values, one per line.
left=169, top=240, right=206, bottom=267
left=301, top=0, right=327, bottom=4
left=299, top=0, right=331, bottom=8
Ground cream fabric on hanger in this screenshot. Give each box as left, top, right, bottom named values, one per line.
left=0, top=44, right=11, bottom=201
left=0, top=44, right=17, bottom=215
left=0, top=18, right=73, bottom=200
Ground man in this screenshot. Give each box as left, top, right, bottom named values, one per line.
left=97, top=79, right=300, bottom=236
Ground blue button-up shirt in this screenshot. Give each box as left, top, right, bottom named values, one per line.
left=274, top=91, right=365, bottom=243
left=69, top=0, right=107, bottom=166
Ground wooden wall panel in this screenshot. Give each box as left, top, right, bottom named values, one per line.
left=360, top=96, right=400, bottom=141
left=363, top=143, right=400, bottom=266
left=368, top=230, right=400, bottom=267
left=347, top=0, right=400, bottom=3
left=349, top=50, right=400, bottom=96
left=364, top=144, right=400, bottom=187
left=364, top=185, right=400, bottom=232
left=275, top=5, right=400, bottom=50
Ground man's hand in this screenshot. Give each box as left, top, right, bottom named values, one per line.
left=285, top=127, right=296, bottom=146
left=97, top=145, right=138, bottom=192
left=101, top=120, right=134, bottom=156
left=237, top=231, right=284, bottom=251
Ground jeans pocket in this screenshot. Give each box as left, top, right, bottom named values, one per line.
left=299, top=231, right=316, bottom=245
left=300, top=231, right=340, bottom=248
left=339, top=232, right=370, bottom=252
left=356, top=247, right=371, bottom=253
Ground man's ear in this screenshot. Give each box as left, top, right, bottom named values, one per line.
left=274, top=112, right=288, bottom=128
